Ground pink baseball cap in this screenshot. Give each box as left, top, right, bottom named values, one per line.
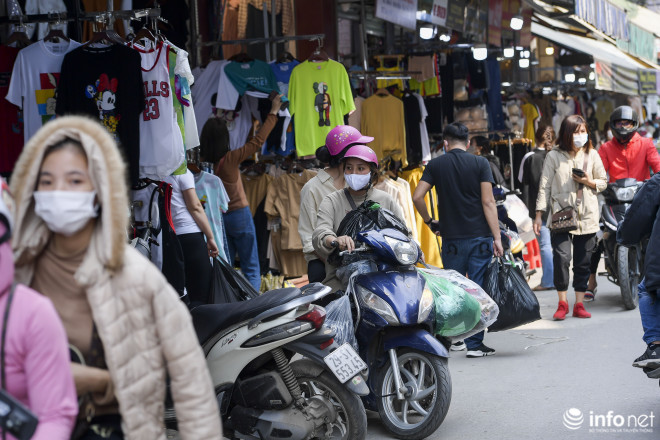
left=325, top=125, right=374, bottom=156
left=343, top=145, right=378, bottom=165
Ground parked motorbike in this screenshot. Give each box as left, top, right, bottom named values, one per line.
left=599, top=178, right=646, bottom=310
left=337, top=228, right=451, bottom=440
left=165, top=283, right=369, bottom=439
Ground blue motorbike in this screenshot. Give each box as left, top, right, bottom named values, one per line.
left=338, top=228, right=451, bottom=440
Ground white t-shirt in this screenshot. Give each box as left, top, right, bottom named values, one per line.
left=164, top=170, right=201, bottom=235
left=191, top=60, right=227, bottom=137
left=6, top=39, right=81, bottom=143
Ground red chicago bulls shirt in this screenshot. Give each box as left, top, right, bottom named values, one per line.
left=56, top=44, right=144, bottom=185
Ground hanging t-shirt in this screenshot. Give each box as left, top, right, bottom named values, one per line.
left=224, top=59, right=280, bottom=96
left=270, top=60, right=299, bottom=96
left=131, top=42, right=185, bottom=179
left=521, top=102, right=539, bottom=141
left=403, top=93, right=423, bottom=166
left=361, top=93, right=407, bottom=166
left=6, top=39, right=81, bottom=144
left=415, top=93, right=431, bottom=162
left=164, top=169, right=200, bottom=235
left=218, top=94, right=261, bottom=151
left=56, top=44, right=144, bottom=185
left=194, top=171, right=230, bottom=263
left=0, top=45, right=23, bottom=174
left=288, top=60, right=355, bottom=157
left=190, top=60, right=227, bottom=136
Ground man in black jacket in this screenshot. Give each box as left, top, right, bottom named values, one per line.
left=617, top=174, right=660, bottom=376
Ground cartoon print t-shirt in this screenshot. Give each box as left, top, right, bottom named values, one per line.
left=6, top=39, right=81, bottom=145
left=288, top=60, right=355, bottom=157
left=56, top=44, right=144, bottom=185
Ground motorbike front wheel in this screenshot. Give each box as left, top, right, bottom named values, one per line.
left=377, top=349, right=451, bottom=440
left=296, top=370, right=367, bottom=440
left=618, top=246, right=639, bottom=310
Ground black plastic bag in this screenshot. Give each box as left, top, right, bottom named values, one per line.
left=485, top=258, right=541, bottom=332
left=328, top=199, right=410, bottom=266
left=208, top=257, right=260, bottom=304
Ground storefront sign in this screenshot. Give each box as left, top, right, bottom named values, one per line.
left=416, top=0, right=448, bottom=26
left=445, top=0, right=466, bottom=31
left=488, top=0, right=502, bottom=46
left=639, top=70, right=657, bottom=95
left=595, top=61, right=640, bottom=96
left=376, top=0, right=419, bottom=30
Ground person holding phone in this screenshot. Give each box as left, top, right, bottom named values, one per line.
left=534, top=115, right=607, bottom=320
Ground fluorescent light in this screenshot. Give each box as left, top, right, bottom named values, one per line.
left=523, top=50, right=530, bottom=58
left=502, top=82, right=512, bottom=87
left=419, top=25, right=436, bottom=40
left=589, top=71, right=595, bottom=80
left=439, top=34, right=451, bottom=42
left=545, top=46, right=555, bottom=55
left=565, top=73, right=576, bottom=82
left=519, top=58, right=530, bottom=68
left=516, top=46, right=524, bottom=51
left=578, top=78, right=587, bottom=84
left=472, top=44, right=488, bottom=61
left=510, top=15, right=524, bottom=30
left=503, top=47, right=514, bottom=58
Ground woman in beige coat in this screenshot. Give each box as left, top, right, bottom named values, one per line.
left=10, top=116, right=222, bottom=440
left=534, top=114, right=607, bottom=321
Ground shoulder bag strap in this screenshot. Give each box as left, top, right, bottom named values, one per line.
left=1, top=283, right=17, bottom=394
left=344, top=188, right=358, bottom=210
left=576, top=152, right=590, bottom=207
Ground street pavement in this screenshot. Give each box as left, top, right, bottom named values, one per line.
left=365, top=269, right=659, bottom=439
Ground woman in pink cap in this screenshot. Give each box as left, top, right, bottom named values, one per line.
left=298, top=125, right=373, bottom=282
left=311, top=145, right=405, bottom=292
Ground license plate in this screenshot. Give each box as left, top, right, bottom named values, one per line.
left=323, top=344, right=367, bottom=384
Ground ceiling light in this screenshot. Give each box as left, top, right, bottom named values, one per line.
left=545, top=46, right=555, bottom=55
left=439, top=34, right=451, bottom=42
left=419, top=25, right=436, bottom=40
left=503, top=47, right=514, bottom=58
left=472, top=44, right=488, bottom=61
left=510, top=15, right=524, bottom=31
left=565, top=73, right=576, bottom=82
left=516, top=46, right=524, bottom=51
left=523, top=50, right=530, bottom=58
left=502, top=82, right=512, bottom=87
left=519, top=58, right=530, bottom=68
left=589, top=71, right=595, bottom=80
left=578, top=78, right=587, bottom=84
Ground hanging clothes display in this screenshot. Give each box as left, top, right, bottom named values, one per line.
left=521, top=101, right=539, bottom=141
left=6, top=39, right=81, bottom=144
left=402, top=92, right=423, bottom=166
left=415, top=93, right=431, bottom=162
left=224, top=59, right=280, bottom=97
left=55, top=43, right=144, bottom=185
left=131, top=182, right=163, bottom=269
left=194, top=170, right=231, bottom=263
left=347, top=95, right=364, bottom=130
left=374, top=177, right=418, bottom=242
left=0, top=45, right=23, bottom=175
left=190, top=59, right=227, bottom=136
left=401, top=168, right=443, bottom=268
left=288, top=59, right=355, bottom=157
left=361, top=92, right=407, bottom=167
left=242, top=172, right=274, bottom=273
left=271, top=59, right=299, bottom=96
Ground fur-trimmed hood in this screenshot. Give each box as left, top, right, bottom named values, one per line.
left=10, top=116, right=128, bottom=285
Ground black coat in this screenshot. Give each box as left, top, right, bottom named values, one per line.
left=617, top=173, right=660, bottom=292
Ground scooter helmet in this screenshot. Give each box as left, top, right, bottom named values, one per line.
left=609, top=106, right=639, bottom=144
left=342, top=145, right=379, bottom=165
left=325, top=125, right=374, bottom=156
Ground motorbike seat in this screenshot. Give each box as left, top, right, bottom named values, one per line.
left=191, top=287, right=302, bottom=345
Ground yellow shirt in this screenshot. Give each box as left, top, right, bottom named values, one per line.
left=361, top=94, right=408, bottom=167
left=522, top=102, right=539, bottom=141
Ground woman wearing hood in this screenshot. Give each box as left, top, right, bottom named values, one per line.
left=10, top=116, right=222, bottom=439
left=0, top=182, right=78, bottom=439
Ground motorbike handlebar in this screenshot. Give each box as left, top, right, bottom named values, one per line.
left=339, top=246, right=369, bottom=257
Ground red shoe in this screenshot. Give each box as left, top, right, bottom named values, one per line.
left=553, top=301, right=569, bottom=320
left=573, top=302, right=591, bottom=318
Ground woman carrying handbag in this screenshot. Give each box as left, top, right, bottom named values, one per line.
left=534, top=115, right=607, bottom=320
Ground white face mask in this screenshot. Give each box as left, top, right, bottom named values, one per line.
left=607, top=130, right=614, bottom=140
left=573, top=133, right=588, bottom=148
left=34, top=191, right=98, bottom=236
left=345, top=173, right=371, bottom=191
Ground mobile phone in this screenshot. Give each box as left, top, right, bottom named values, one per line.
left=572, top=168, right=585, bottom=177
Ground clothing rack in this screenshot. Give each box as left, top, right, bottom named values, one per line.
left=486, top=132, right=532, bottom=190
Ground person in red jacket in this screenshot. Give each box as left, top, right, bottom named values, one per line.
left=587, top=106, right=660, bottom=299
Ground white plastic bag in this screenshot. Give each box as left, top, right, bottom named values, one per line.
left=324, top=295, right=359, bottom=352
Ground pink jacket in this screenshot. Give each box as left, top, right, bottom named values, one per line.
left=1, top=233, right=77, bottom=440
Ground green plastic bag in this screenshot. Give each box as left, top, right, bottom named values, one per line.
left=420, top=271, right=482, bottom=337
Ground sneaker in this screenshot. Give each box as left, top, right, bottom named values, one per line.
left=572, top=302, right=591, bottom=318
left=553, top=301, right=569, bottom=320
left=450, top=341, right=466, bottom=351
left=466, top=344, right=496, bottom=358
left=633, top=344, right=660, bottom=369
left=584, top=287, right=597, bottom=302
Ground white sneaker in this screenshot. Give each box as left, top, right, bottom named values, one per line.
left=466, top=344, right=496, bottom=358
left=450, top=341, right=466, bottom=351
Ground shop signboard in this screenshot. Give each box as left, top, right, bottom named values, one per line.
left=464, top=0, right=487, bottom=41
left=445, top=0, right=466, bottom=32
left=617, top=24, right=655, bottom=64
left=417, top=0, right=448, bottom=27
left=375, top=0, right=419, bottom=30
left=488, top=0, right=503, bottom=46
left=595, top=61, right=639, bottom=96
left=639, top=70, right=657, bottom=95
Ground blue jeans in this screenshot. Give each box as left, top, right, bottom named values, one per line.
left=538, top=223, right=554, bottom=288
left=223, top=206, right=261, bottom=291
left=442, top=236, right=493, bottom=350
left=638, top=278, right=660, bottom=345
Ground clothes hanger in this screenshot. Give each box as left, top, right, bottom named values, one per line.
left=307, top=37, right=329, bottom=62
left=43, top=18, right=70, bottom=43
left=374, top=88, right=390, bottom=96
left=277, top=51, right=296, bottom=63
left=83, top=14, right=126, bottom=47
left=229, top=52, right=253, bottom=62
left=131, top=17, right=158, bottom=45
left=6, top=21, right=31, bottom=48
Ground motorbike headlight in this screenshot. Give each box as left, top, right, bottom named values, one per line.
left=384, top=236, right=419, bottom=265
left=418, top=287, right=434, bottom=323
left=614, top=186, right=636, bottom=202
left=357, top=285, right=399, bottom=325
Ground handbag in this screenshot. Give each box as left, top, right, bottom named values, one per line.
left=550, top=153, right=589, bottom=233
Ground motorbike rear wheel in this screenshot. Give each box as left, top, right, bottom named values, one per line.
left=377, top=349, right=451, bottom=440
left=296, top=371, right=367, bottom=440
left=618, top=246, right=639, bottom=310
